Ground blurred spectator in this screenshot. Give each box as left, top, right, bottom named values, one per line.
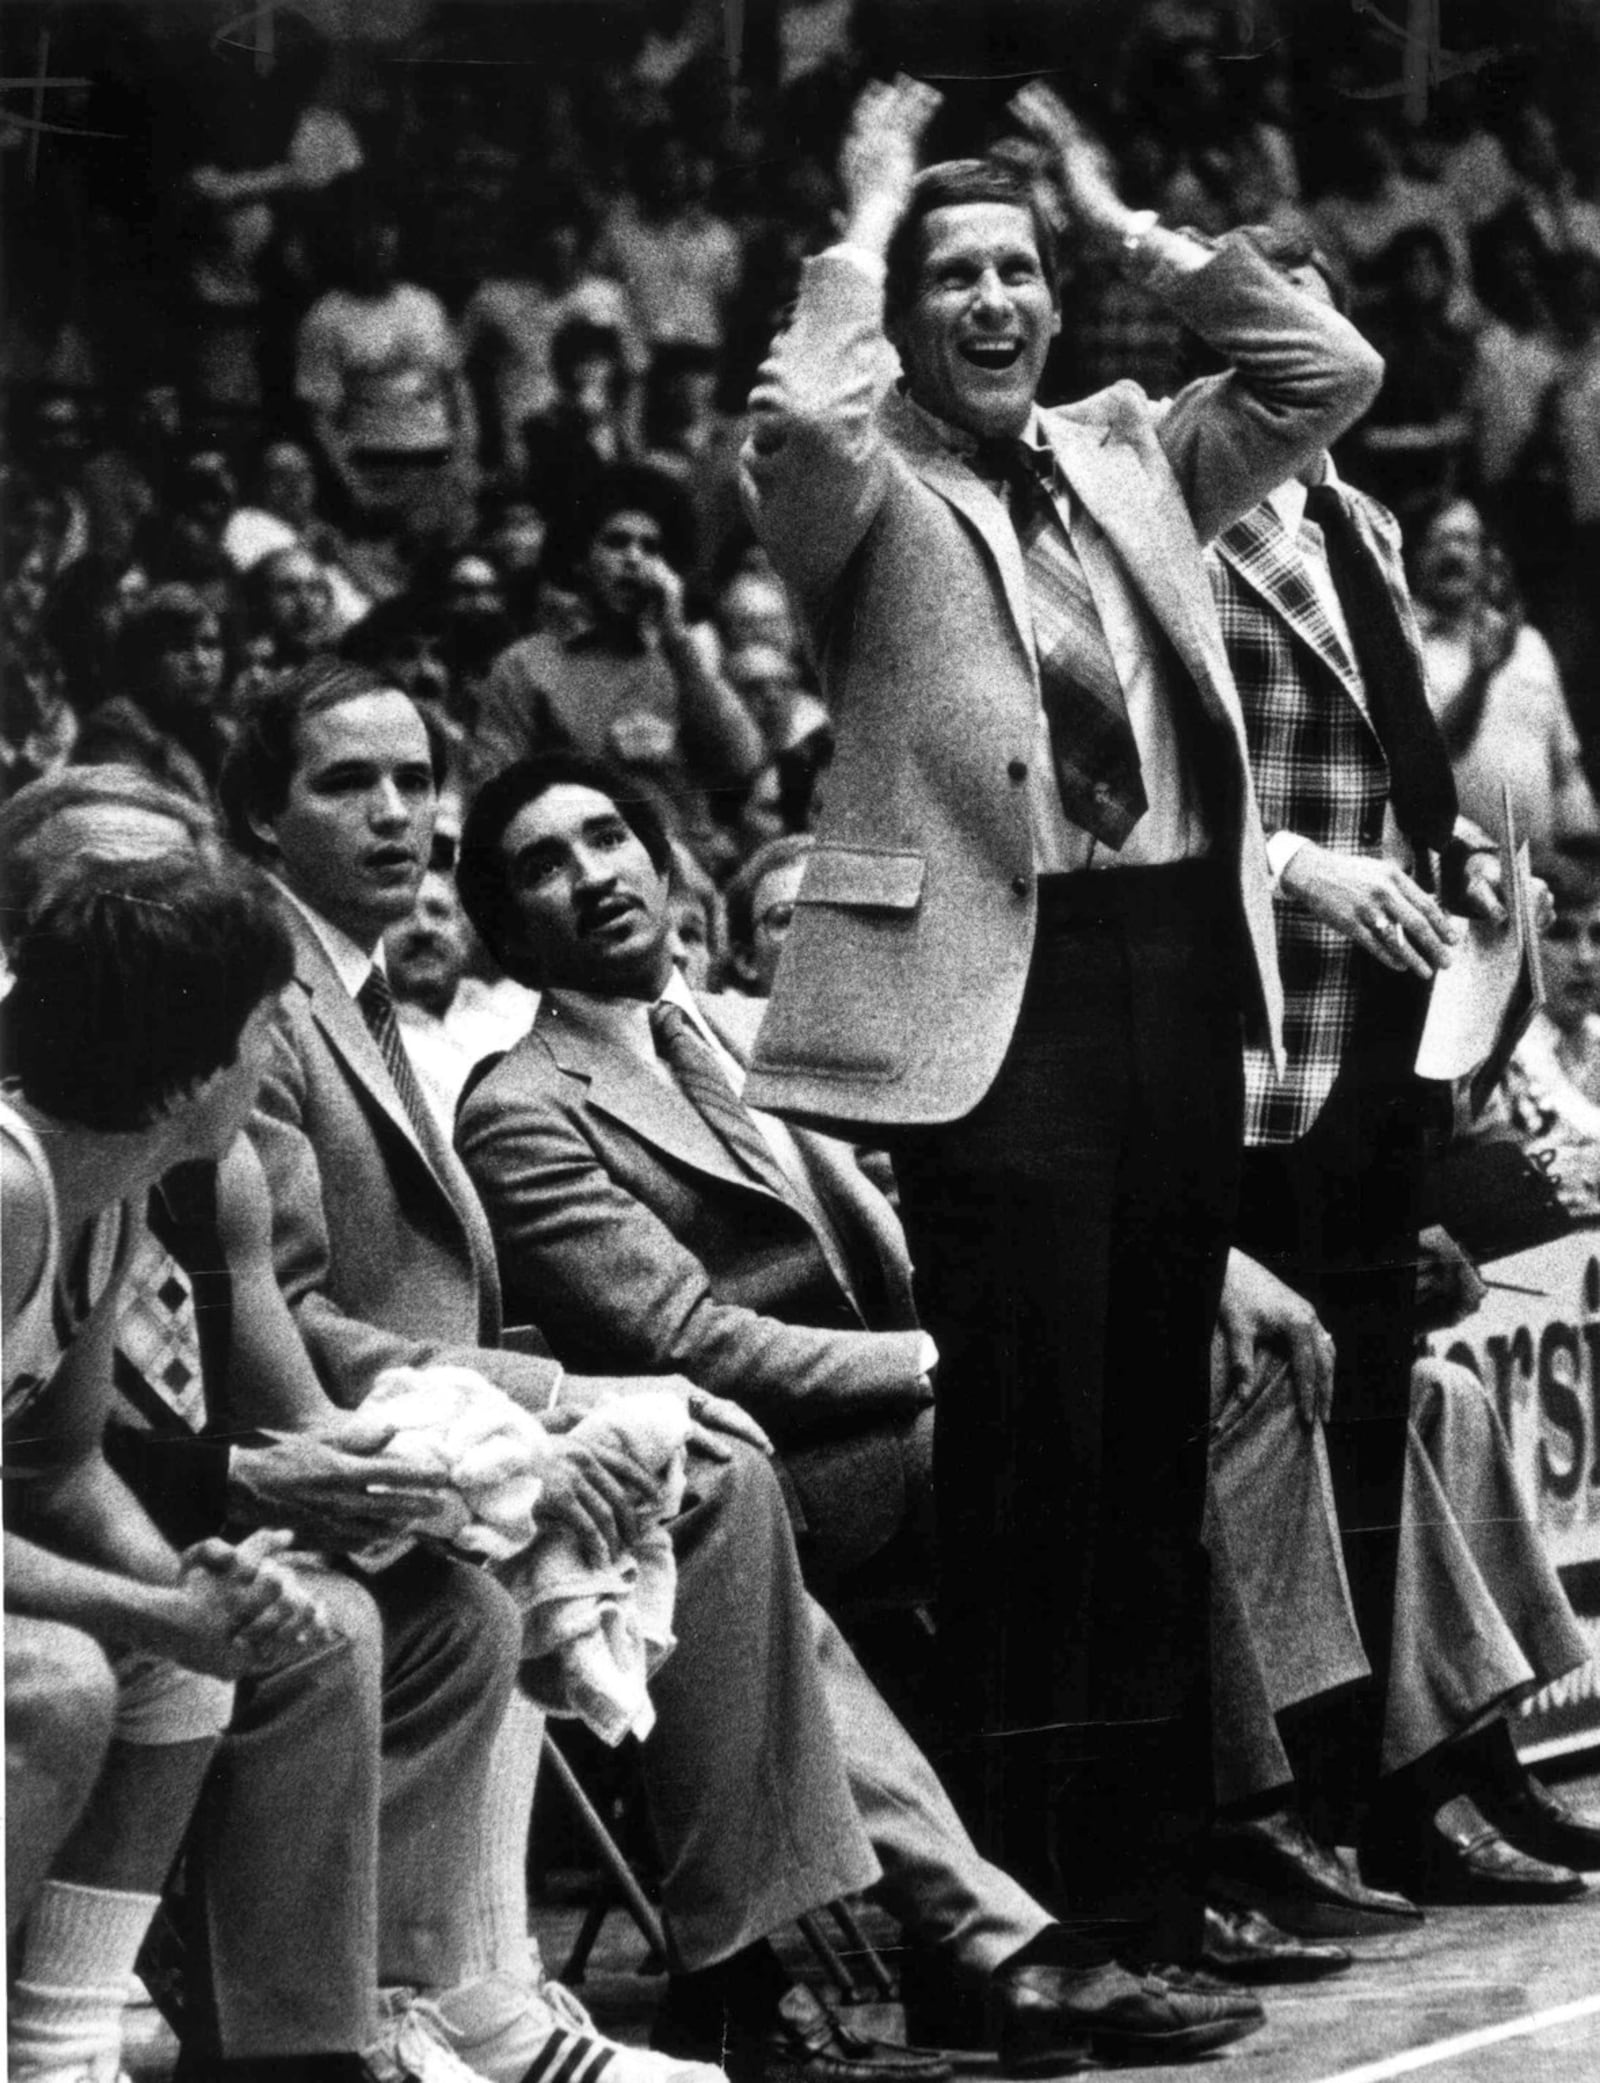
left=470, top=463, right=763, bottom=850
left=1412, top=497, right=1597, bottom=849
left=641, top=341, right=745, bottom=581
left=1463, top=212, right=1564, bottom=522
left=238, top=544, right=338, bottom=687
left=2, top=472, right=80, bottom=790
left=1498, top=101, right=1600, bottom=267
left=295, top=184, right=476, bottom=535
left=714, top=558, right=801, bottom=660
left=1539, top=253, right=1600, bottom=708
left=480, top=489, right=550, bottom=634
left=724, top=833, right=814, bottom=996
left=521, top=319, right=637, bottom=545
left=1347, top=227, right=1473, bottom=524
left=461, top=206, right=639, bottom=481
left=133, top=448, right=241, bottom=619
left=222, top=438, right=371, bottom=633
left=1312, top=124, right=1472, bottom=317
left=1485, top=847, right=1600, bottom=1220
left=73, top=582, right=234, bottom=804
left=665, top=840, right=726, bottom=991
left=600, top=131, right=742, bottom=353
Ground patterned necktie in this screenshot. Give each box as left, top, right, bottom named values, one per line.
left=358, top=966, right=439, bottom=1149
left=648, top=1000, right=793, bottom=1201
left=980, top=438, right=1148, bottom=849
left=116, top=1223, right=205, bottom=1433
left=1303, top=481, right=1458, bottom=860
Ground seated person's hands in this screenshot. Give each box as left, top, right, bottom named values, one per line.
left=1214, top=1247, right=1336, bottom=1427
left=165, top=1527, right=337, bottom=1678
left=230, top=1411, right=453, bottom=1551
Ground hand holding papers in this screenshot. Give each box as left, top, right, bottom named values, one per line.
left=1416, top=782, right=1544, bottom=1113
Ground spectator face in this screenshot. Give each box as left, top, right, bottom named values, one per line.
left=1543, top=899, right=1600, bottom=1033
left=262, top=443, right=318, bottom=528
left=1416, top=501, right=1487, bottom=614
left=445, top=555, right=505, bottom=625
left=352, top=216, right=401, bottom=295
left=487, top=502, right=547, bottom=574
left=896, top=203, right=1059, bottom=441
left=250, top=688, right=436, bottom=950
left=385, top=868, right=470, bottom=1015
left=739, top=854, right=807, bottom=995
left=570, top=352, right=622, bottom=423
left=497, top=781, right=672, bottom=997
left=264, top=550, right=335, bottom=657
left=154, top=611, right=227, bottom=712
left=667, top=889, right=714, bottom=991
left=727, top=642, right=803, bottom=744
left=586, top=508, right=663, bottom=624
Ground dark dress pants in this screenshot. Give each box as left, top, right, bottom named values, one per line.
left=1235, top=958, right=1435, bottom=1847
left=894, top=864, right=1244, bottom=1968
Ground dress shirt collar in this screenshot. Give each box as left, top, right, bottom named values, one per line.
left=545, top=966, right=715, bottom=1075
left=1269, top=454, right=1341, bottom=538
left=901, top=390, right=1052, bottom=477
left=272, top=877, right=384, bottom=999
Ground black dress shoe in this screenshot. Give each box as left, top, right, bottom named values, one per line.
left=1383, top=1795, right=1588, bottom=1906
left=1199, top=1905, right=1353, bottom=1983
left=1479, top=1769, right=1600, bottom=1872
left=655, top=1980, right=954, bottom=2083
left=991, top=1962, right=1263, bottom=2069
left=1211, top=1807, right=1424, bottom=1937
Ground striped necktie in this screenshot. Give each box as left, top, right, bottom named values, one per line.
left=358, top=966, right=438, bottom=1149
left=982, top=438, right=1148, bottom=850
left=649, top=1000, right=793, bottom=1202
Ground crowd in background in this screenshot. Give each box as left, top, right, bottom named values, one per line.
left=8, top=0, right=1600, bottom=927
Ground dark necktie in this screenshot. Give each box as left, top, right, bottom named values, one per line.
left=649, top=1000, right=794, bottom=1202
left=980, top=438, right=1148, bottom=849
left=1303, top=481, right=1458, bottom=861
left=358, top=966, right=438, bottom=1149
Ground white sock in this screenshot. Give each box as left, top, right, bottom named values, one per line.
left=463, top=1690, right=545, bottom=1976
left=9, top=1879, right=160, bottom=2077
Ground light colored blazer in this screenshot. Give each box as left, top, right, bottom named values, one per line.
left=739, top=237, right=1384, bottom=1130
left=454, top=987, right=928, bottom=1444
left=249, top=900, right=562, bottom=1411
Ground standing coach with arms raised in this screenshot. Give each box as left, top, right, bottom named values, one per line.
left=740, top=72, right=1382, bottom=1994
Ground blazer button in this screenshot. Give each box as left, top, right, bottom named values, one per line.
left=1007, top=758, right=1028, bottom=782
left=1011, top=873, right=1029, bottom=897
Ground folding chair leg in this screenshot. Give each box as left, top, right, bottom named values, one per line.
left=540, top=1733, right=669, bottom=1962
left=828, top=1901, right=896, bottom=1999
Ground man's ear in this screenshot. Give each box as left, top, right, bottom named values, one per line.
left=244, top=807, right=281, bottom=861
left=728, top=943, right=761, bottom=990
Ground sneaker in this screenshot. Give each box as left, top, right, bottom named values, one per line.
left=369, top=1990, right=494, bottom=2083
left=434, top=1971, right=728, bottom=2083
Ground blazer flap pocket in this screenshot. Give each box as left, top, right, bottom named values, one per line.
left=799, top=847, right=925, bottom=912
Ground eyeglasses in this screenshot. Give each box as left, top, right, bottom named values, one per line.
left=430, top=832, right=459, bottom=874
left=1547, top=918, right=1600, bottom=947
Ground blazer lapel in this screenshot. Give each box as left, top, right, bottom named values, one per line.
left=538, top=996, right=789, bottom=1204
left=883, top=391, right=1038, bottom=672
left=1215, top=503, right=1378, bottom=739
left=284, top=909, right=504, bottom=1321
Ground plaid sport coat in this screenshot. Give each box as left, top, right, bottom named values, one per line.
left=1211, top=483, right=1423, bottom=1145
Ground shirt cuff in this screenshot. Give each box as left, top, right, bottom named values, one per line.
left=915, top=1332, right=938, bottom=1378
left=1266, top=829, right=1312, bottom=887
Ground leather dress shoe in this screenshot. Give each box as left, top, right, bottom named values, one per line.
left=1211, top=1808, right=1424, bottom=1937
left=1199, top=1905, right=1352, bottom=1983
left=1384, top=1795, right=1588, bottom=1906
left=1479, top=1769, right=1600, bottom=1872
left=991, top=1961, right=1263, bottom=2069
left=655, top=1981, right=953, bottom=2083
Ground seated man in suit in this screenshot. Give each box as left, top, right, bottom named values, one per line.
left=453, top=756, right=933, bottom=1594
left=224, top=661, right=1253, bottom=2076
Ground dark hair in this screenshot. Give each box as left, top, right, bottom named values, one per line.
left=457, top=754, right=672, bottom=984
left=551, top=318, right=627, bottom=393
left=219, top=658, right=449, bottom=860
left=724, top=833, right=814, bottom=954
left=113, top=583, right=226, bottom=697
left=884, top=160, right=1060, bottom=327
left=1371, top=223, right=1452, bottom=291
left=7, top=851, right=292, bottom=1133
left=571, top=462, right=696, bottom=579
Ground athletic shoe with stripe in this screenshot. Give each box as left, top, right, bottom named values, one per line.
left=430, top=1971, right=729, bottom=2083
left=368, top=1992, right=490, bottom=2083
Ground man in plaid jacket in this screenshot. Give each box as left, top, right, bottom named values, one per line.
left=1206, top=244, right=1517, bottom=1895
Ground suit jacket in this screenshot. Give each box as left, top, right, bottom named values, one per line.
left=454, top=987, right=928, bottom=1444
left=739, top=237, right=1384, bottom=1130
left=248, top=899, right=562, bottom=1411
left=1213, top=484, right=1450, bottom=1146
